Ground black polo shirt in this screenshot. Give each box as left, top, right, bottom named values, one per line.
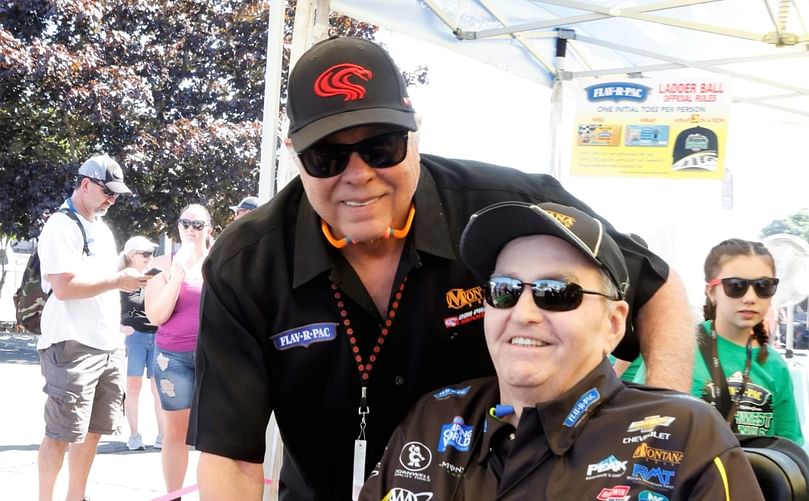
left=361, top=359, right=764, bottom=501
left=188, top=154, right=668, bottom=500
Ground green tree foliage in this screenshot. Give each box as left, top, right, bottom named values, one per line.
left=760, top=209, right=809, bottom=242
left=0, top=0, right=426, bottom=243
left=1, top=0, right=270, bottom=241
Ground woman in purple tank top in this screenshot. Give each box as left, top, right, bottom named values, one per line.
left=145, top=203, right=212, bottom=497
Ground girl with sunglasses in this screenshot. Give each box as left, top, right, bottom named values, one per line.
left=692, top=238, right=803, bottom=444
left=145, top=203, right=213, bottom=496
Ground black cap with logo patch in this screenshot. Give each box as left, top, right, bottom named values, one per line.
left=287, top=37, right=418, bottom=152
left=460, top=201, right=630, bottom=298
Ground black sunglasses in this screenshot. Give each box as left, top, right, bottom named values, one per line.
left=298, top=130, right=409, bottom=178
left=709, top=277, right=779, bottom=299
left=87, top=177, right=118, bottom=198
left=134, top=251, right=153, bottom=258
left=178, top=219, right=207, bottom=231
left=484, top=277, right=620, bottom=312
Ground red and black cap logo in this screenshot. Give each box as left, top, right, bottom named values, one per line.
left=314, top=63, right=373, bottom=101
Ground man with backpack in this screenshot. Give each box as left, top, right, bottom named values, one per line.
left=36, top=155, right=149, bottom=501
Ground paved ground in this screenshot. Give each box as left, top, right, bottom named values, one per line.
left=0, top=333, right=200, bottom=500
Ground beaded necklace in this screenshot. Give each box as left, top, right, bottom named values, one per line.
left=332, top=274, right=409, bottom=500
left=322, top=204, right=415, bottom=499
left=331, top=278, right=407, bottom=381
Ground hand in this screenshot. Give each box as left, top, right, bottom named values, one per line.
left=168, top=260, right=187, bottom=282
left=117, top=267, right=150, bottom=292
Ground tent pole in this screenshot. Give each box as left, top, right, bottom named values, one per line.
left=262, top=3, right=331, bottom=499
left=547, top=29, right=573, bottom=180
left=257, top=0, right=287, bottom=204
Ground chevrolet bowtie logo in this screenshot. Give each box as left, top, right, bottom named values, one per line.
left=626, top=415, right=676, bottom=433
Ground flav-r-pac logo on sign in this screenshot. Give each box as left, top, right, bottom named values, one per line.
left=585, top=82, right=651, bottom=103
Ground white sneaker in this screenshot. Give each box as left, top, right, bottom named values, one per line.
left=127, top=433, right=145, bottom=451
left=153, top=434, right=163, bottom=450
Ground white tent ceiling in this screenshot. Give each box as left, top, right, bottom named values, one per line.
left=330, top=0, right=809, bottom=118
left=262, top=0, right=809, bottom=197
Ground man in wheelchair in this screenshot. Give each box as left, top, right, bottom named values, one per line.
left=361, top=202, right=765, bottom=500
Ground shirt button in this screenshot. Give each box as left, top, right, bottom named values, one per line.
left=394, top=376, right=405, bottom=386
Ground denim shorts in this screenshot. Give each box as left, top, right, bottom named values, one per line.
left=154, top=347, right=196, bottom=411
left=39, top=341, right=125, bottom=442
left=125, top=330, right=156, bottom=378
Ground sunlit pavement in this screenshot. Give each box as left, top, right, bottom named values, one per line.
left=0, top=333, right=200, bottom=500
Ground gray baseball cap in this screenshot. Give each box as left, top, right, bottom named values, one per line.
left=78, top=155, right=131, bottom=194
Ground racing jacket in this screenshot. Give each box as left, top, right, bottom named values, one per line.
left=361, top=358, right=764, bottom=501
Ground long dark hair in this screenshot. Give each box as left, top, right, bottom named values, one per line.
left=703, top=238, right=775, bottom=363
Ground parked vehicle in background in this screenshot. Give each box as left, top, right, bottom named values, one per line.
left=776, top=310, right=809, bottom=350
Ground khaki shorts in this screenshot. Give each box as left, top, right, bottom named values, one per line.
left=39, top=341, right=125, bottom=442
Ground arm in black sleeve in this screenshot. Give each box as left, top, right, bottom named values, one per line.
left=188, top=257, right=272, bottom=463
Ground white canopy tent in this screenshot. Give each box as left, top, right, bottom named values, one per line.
left=330, top=0, right=809, bottom=113
left=260, top=0, right=809, bottom=200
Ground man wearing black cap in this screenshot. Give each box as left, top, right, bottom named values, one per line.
left=361, top=201, right=763, bottom=500
left=36, top=154, right=151, bottom=501
left=190, top=37, right=693, bottom=500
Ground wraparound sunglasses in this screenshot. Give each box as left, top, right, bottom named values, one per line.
left=484, top=276, right=620, bottom=312
left=298, top=130, right=409, bottom=178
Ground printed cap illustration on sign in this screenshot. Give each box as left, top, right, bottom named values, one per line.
left=671, top=126, right=718, bottom=171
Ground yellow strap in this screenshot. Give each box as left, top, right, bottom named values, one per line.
left=713, top=456, right=731, bottom=501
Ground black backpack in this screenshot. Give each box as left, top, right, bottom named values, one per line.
left=13, top=208, right=89, bottom=334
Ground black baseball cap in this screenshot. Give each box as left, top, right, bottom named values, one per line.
left=460, top=202, right=630, bottom=298
left=287, top=37, right=418, bottom=151
left=78, top=155, right=131, bottom=194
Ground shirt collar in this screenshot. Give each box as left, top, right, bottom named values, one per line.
left=536, top=358, right=624, bottom=455
left=291, top=164, right=455, bottom=289
left=478, top=358, right=624, bottom=461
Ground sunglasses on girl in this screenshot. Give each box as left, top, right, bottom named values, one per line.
left=134, top=251, right=153, bottom=258
left=484, top=276, right=620, bottom=312
left=178, top=219, right=207, bottom=231
left=708, top=277, right=779, bottom=299
left=297, top=130, right=409, bottom=178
